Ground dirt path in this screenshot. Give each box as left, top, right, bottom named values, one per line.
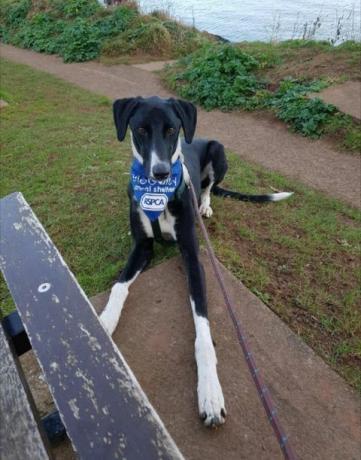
left=313, top=80, right=361, bottom=120
left=1, top=44, right=360, bottom=208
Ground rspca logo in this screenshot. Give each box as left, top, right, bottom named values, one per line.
left=140, top=193, right=168, bottom=212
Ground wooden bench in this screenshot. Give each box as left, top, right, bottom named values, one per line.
left=0, top=192, right=183, bottom=460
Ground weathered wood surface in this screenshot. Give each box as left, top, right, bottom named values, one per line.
left=0, top=192, right=183, bottom=460
left=0, top=325, right=50, bottom=460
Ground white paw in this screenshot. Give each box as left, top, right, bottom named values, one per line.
left=199, top=204, right=213, bottom=218
left=198, top=374, right=226, bottom=427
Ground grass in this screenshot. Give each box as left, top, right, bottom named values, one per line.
left=237, top=40, right=361, bottom=83
left=1, top=58, right=360, bottom=391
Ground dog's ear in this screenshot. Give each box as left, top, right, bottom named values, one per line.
left=113, top=98, right=140, bottom=141
left=169, top=98, right=197, bottom=144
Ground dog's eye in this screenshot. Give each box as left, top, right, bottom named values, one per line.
left=137, top=127, right=147, bottom=136
left=166, top=127, right=175, bottom=136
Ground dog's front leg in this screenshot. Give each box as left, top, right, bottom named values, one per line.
left=178, top=232, right=226, bottom=427
left=100, top=238, right=153, bottom=336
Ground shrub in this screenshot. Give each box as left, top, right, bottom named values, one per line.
left=60, top=17, right=101, bottom=62
left=62, top=0, right=100, bottom=19
left=1, top=0, right=31, bottom=28
left=167, top=44, right=263, bottom=110
left=11, top=12, right=64, bottom=53
left=132, top=21, right=172, bottom=55
left=102, top=17, right=173, bottom=57
left=270, top=79, right=336, bottom=137
left=101, top=35, right=133, bottom=57
left=0, top=1, right=141, bottom=62
left=94, top=6, right=138, bottom=38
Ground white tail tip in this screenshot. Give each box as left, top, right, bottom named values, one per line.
left=269, top=192, right=294, bottom=202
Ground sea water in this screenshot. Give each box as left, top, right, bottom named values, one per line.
left=138, top=0, right=360, bottom=43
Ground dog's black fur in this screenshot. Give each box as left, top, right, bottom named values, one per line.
left=114, top=97, right=211, bottom=318
left=102, top=96, right=291, bottom=427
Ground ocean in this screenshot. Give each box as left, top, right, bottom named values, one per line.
left=138, top=0, right=360, bottom=43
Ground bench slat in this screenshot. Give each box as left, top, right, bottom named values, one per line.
left=0, top=325, right=50, bottom=460
left=0, top=192, right=182, bottom=460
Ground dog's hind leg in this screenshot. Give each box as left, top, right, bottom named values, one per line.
left=199, top=141, right=228, bottom=219
left=100, top=238, right=153, bottom=336
left=199, top=180, right=214, bottom=218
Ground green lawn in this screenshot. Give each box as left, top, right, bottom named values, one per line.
left=0, top=58, right=176, bottom=313
left=1, top=58, right=360, bottom=390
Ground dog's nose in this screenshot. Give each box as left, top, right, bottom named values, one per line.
left=152, top=163, right=170, bottom=181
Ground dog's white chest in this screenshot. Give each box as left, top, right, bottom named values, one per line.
left=138, top=207, right=177, bottom=241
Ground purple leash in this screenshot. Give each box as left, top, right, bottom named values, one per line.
left=189, top=181, right=296, bottom=460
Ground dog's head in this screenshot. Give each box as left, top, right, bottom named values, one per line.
left=113, top=96, right=197, bottom=180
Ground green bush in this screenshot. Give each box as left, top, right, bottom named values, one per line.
left=60, top=17, right=101, bottom=62
left=270, top=79, right=336, bottom=137
left=59, top=6, right=138, bottom=62
left=102, top=16, right=188, bottom=58
left=130, top=21, right=172, bottom=55
left=62, top=0, right=101, bottom=19
left=168, top=45, right=263, bottom=110
left=0, top=1, right=142, bottom=62
left=11, top=12, right=65, bottom=54
left=1, top=0, right=31, bottom=28
left=94, top=6, right=138, bottom=38
left=101, top=35, right=133, bottom=57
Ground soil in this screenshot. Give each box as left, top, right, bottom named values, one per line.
left=1, top=43, right=360, bottom=208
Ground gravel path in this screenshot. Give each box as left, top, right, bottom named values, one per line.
left=1, top=44, right=360, bottom=208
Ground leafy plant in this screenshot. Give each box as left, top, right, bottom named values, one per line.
left=0, top=1, right=142, bottom=62
left=270, top=79, right=336, bottom=137
left=60, top=17, right=101, bottom=62
left=1, top=0, right=31, bottom=28
left=11, top=13, right=65, bottom=54
left=168, top=44, right=264, bottom=110
left=62, top=0, right=100, bottom=19
left=94, top=6, right=138, bottom=38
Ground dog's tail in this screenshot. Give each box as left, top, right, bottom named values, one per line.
left=212, top=185, right=293, bottom=203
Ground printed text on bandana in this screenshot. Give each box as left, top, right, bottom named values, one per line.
left=130, top=159, right=183, bottom=221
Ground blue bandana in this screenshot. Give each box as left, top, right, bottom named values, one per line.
left=130, top=158, right=183, bottom=221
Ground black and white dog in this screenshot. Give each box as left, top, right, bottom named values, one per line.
left=100, top=96, right=292, bottom=427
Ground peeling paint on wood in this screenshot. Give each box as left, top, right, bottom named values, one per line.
left=0, top=192, right=183, bottom=460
